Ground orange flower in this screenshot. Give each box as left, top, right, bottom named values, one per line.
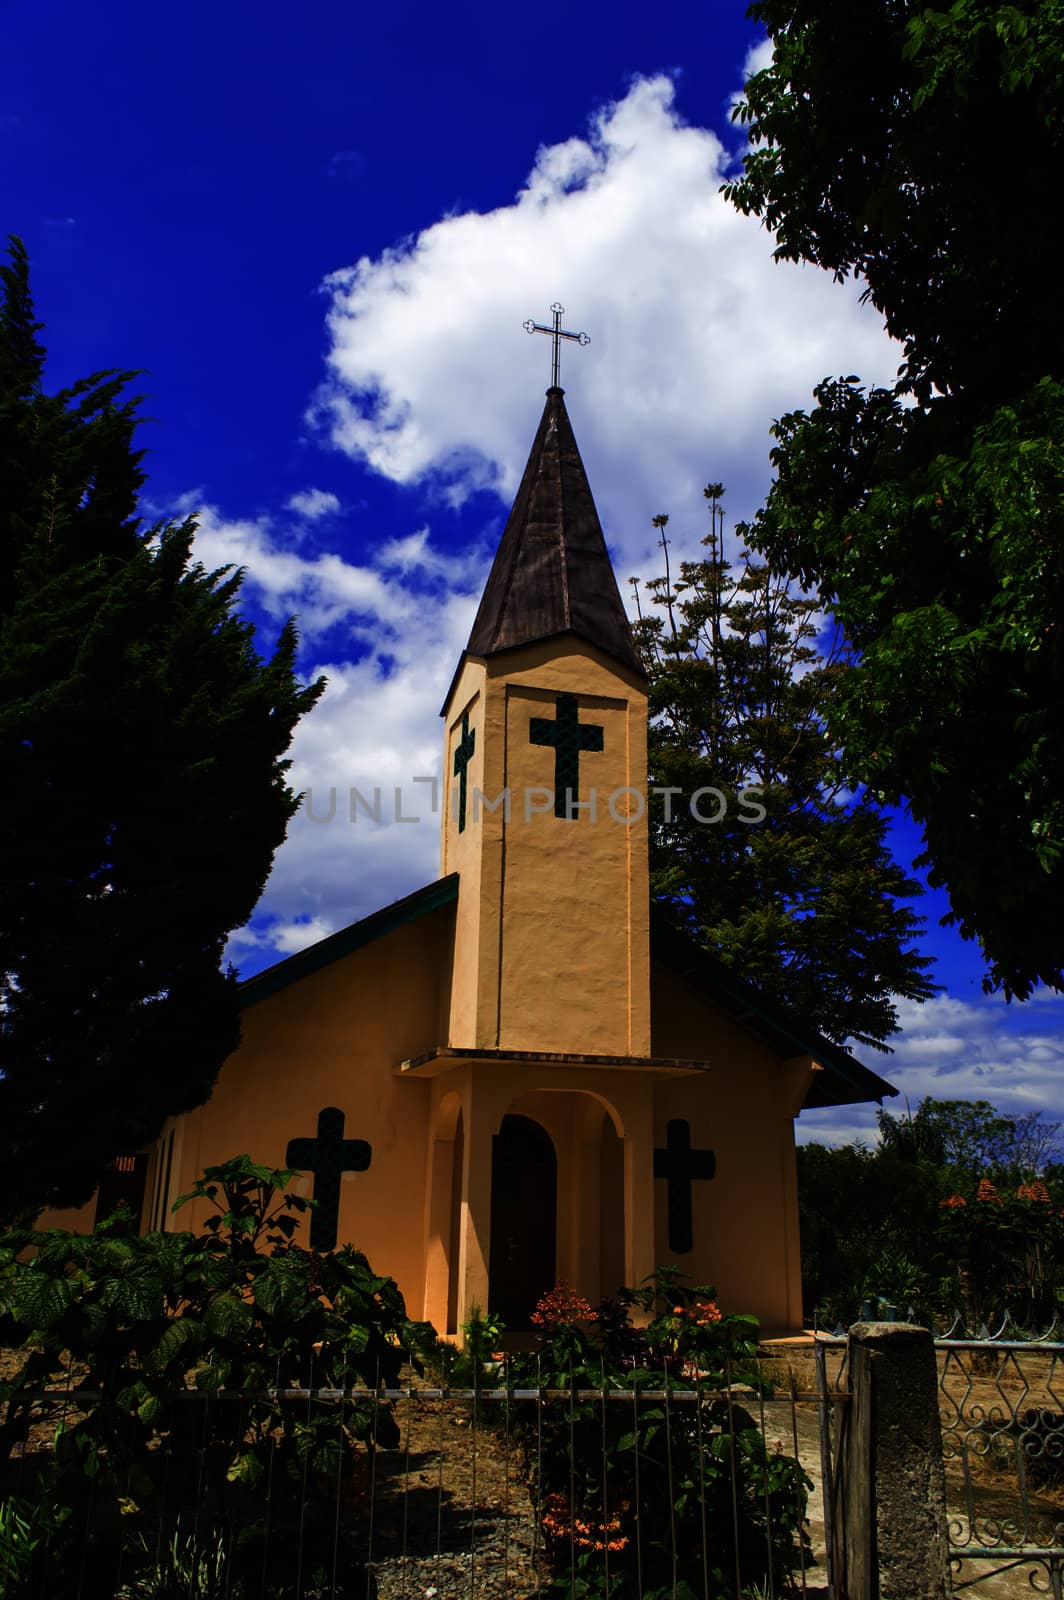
left=977, top=1178, right=1002, bottom=1204
left=540, top=1494, right=629, bottom=1552
left=530, top=1283, right=597, bottom=1327
left=1017, top=1181, right=1051, bottom=1203
left=939, top=1194, right=967, bottom=1209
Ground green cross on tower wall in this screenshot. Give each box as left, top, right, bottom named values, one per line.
left=452, top=710, right=475, bottom=833
left=529, top=693, right=604, bottom=819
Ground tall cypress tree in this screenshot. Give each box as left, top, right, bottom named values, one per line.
left=0, top=239, right=324, bottom=1213
left=632, top=485, right=936, bottom=1050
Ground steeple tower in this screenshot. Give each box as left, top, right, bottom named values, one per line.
left=465, top=387, right=643, bottom=676
left=441, top=387, right=650, bottom=1058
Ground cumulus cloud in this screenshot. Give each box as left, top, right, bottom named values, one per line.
left=312, top=73, right=899, bottom=555
left=286, top=488, right=341, bottom=521
left=798, top=991, right=1064, bottom=1147
left=189, top=503, right=483, bottom=952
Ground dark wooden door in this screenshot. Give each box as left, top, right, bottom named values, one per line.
left=488, top=1115, right=557, bottom=1330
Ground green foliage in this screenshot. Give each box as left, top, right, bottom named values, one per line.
left=436, top=1303, right=506, bottom=1389
left=0, top=1498, right=65, bottom=1599
left=726, top=0, right=1063, bottom=406
left=116, top=1525, right=239, bottom=1600
left=0, top=239, right=325, bottom=1215
left=725, top=0, right=1064, bottom=997
left=632, top=489, right=935, bottom=1047
left=0, top=1156, right=418, bottom=1598
left=799, top=1097, right=1064, bottom=1326
left=509, top=1269, right=810, bottom=1599
left=878, top=1098, right=1061, bottom=1174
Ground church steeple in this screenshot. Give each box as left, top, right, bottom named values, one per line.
left=466, top=388, right=643, bottom=677
left=440, top=386, right=651, bottom=1060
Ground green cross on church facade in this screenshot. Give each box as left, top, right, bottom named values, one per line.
left=654, top=1118, right=716, bottom=1255
left=286, top=1107, right=372, bottom=1252
left=529, top=693, right=604, bottom=819
left=452, top=710, right=475, bottom=833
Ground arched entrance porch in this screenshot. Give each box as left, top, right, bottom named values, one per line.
left=420, top=1068, right=651, bottom=1341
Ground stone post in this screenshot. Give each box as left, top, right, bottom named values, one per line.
left=834, top=1322, right=950, bottom=1600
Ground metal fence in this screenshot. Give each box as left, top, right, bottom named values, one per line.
left=935, top=1326, right=1064, bottom=1597
left=0, top=1354, right=842, bottom=1600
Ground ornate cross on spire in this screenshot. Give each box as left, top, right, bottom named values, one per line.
left=523, top=303, right=590, bottom=389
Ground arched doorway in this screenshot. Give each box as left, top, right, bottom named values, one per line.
left=488, top=1114, right=557, bottom=1330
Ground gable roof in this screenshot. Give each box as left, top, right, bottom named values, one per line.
left=650, top=910, right=898, bottom=1110
left=464, top=387, right=644, bottom=677
left=239, top=875, right=459, bottom=1010
left=238, top=874, right=895, bottom=1111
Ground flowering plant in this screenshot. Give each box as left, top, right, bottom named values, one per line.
left=530, top=1283, right=597, bottom=1327
left=507, top=1266, right=808, bottom=1598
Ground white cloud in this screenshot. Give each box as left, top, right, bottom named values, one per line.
left=189, top=503, right=483, bottom=952
left=799, top=991, right=1064, bottom=1147
left=286, top=488, right=341, bottom=521
left=742, top=38, right=775, bottom=80
left=312, top=73, right=899, bottom=556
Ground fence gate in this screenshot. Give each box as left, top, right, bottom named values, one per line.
left=937, top=1329, right=1064, bottom=1596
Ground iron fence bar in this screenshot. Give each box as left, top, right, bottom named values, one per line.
left=632, top=1381, right=644, bottom=1600
left=787, top=1371, right=809, bottom=1599
left=951, top=1555, right=1064, bottom=1597
left=469, top=1362, right=478, bottom=1600
left=664, top=1378, right=677, bottom=1599
left=755, top=1369, right=776, bottom=1600
left=13, top=1384, right=845, bottom=1403
left=935, top=1339, right=1064, bottom=1352
left=366, top=1356, right=380, bottom=1600
left=330, top=1358, right=348, bottom=1600
left=568, top=1358, right=577, bottom=1600
left=961, top=1546, right=1064, bottom=1560
left=726, top=1352, right=742, bottom=1600
left=294, top=1347, right=314, bottom=1600
left=814, top=1338, right=836, bottom=1600
left=400, top=1358, right=412, bottom=1600
left=600, top=1355, right=612, bottom=1600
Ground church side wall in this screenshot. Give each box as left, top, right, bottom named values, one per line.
left=165, top=905, right=451, bottom=1317
left=650, top=962, right=812, bottom=1335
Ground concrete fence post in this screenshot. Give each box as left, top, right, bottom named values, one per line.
left=833, top=1322, right=950, bottom=1600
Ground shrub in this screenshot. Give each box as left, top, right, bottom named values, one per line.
left=0, top=1156, right=424, bottom=1598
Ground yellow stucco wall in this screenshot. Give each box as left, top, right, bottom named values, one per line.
left=441, top=638, right=650, bottom=1057
left=649, top=960, right=811, bottom=1333
left=152, top=902, right=454, bottom=1315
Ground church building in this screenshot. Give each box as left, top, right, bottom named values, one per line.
left=49, top=379, right=894, bottom=1336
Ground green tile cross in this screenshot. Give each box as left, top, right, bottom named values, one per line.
left=286, top=1107, right=371, bottom=1252
left=529, top=693, right=604, bottom=819
left=452, top=710, right=476, bottom=833
left=654, top=1119, right=716, bottom=1255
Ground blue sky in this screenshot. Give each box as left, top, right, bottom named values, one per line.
left=6, top=0, right=1062, bottom=1147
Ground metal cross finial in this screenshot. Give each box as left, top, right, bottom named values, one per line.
left=523, top=302, right=590, bottom=389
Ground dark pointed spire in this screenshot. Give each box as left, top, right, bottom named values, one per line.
left=465, top=388, right=644, bottom=677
